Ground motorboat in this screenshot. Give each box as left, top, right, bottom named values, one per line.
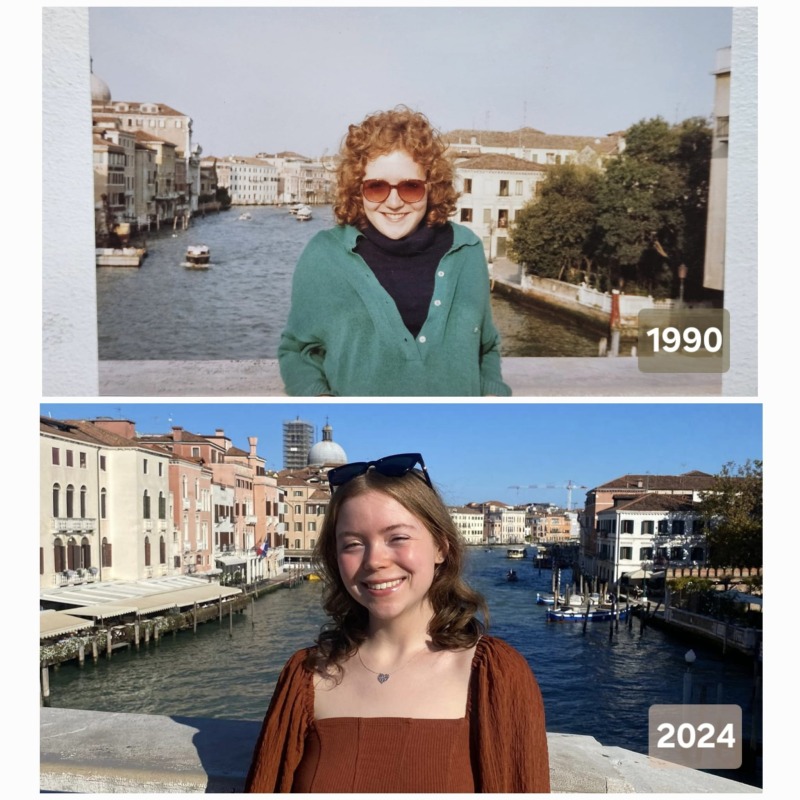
left=96, top=246, right=146, bottom=267
left=295, top=205, right=313, bottom=221
left=183, top=245, right=211, bottom=269
left=506, top=546, right=527, bottom=560
left=506, top=569, right=519, bottom=582
left=546, top=604, right=630, bottom=623
left=238, top=212, right=252, bottom=220
left=536, top=592, right=565, bottom=606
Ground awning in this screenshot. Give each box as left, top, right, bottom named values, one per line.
left=40, top=611, right=95, bottom=639
left=215, top=555, right=247, bottom=567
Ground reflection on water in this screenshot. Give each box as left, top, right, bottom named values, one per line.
left=97, top=207, right=610, bottom=360
left=46, top=551, right=760, bottom=785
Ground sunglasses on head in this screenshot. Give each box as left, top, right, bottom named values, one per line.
left=328, top=453, right=433, bottom=491
left=361, top=179, right=428, bottom=204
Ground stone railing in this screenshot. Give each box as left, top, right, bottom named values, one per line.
left=40, top=708, right=758, bottom=793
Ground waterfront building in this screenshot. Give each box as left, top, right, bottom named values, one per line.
left=452, top=153, right=548, bottom=261
left=445, top=126, right=622, bottom=169
left=472, top=501, right=526, bottom=544
left=579, top=471, right=717, bottom=582
left=276, top=467, right=330, bottom=553
left=40, top=417, right=175, bottom=589
left=595, top=494, right=705, bottom=586
left=90, top=66, right=203, bottom=226
left=256, top=152, right=334, bottom=205
left=212, top=155, right=279, bottom=206
left=282, top=418, right=315, bottom=469
left=704, top=46, right=731, bottom=293
left=528, top=508, right=578, bottom=545
left=448, top=506, right=485, bottom=545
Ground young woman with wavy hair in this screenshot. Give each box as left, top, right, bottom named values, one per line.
left=246, top=454, right=549, bottom=793
left=278, top=107, right=511, bottom=397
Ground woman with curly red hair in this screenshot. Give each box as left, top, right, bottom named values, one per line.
left=245, top=453, right=549, bottom=792
left=278, top=106, right=511, bottom=397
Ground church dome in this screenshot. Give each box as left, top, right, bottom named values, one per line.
left=307, top=422, right=347, bottom=467
left=91, top=67, right=111, bottom=103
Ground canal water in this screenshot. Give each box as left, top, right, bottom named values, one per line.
left=96, top=206, right=603, bottom=360
left=45, top=549, right=761, bottom=786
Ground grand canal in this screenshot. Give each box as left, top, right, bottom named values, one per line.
left=45, top=549, right=762, bottom=787
left=96, top=206, right=604, bottom=360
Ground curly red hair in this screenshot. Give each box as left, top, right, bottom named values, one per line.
left=334, top=106, right=459, bottom=229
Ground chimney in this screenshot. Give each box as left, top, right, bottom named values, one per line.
left=249, top=436, right=258, bottom=456
left=172, top=426, right=183, bottom=441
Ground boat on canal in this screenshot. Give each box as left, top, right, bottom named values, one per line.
left=96, top=247, right=147, bottom=268
left=547, top=604, right=630, bottom=623
left=295, top=205, right=313, bottom=221
left=183, top=245, right=211, bottom=269
left=506, top=546, right=527, bottom=560
left=506, top=569, right=519, bottom=582
left=536, top=592, right=565, bottom=606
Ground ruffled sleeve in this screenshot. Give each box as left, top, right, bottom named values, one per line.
left=468, top=636, right=550, bottom=792
left=244, top=648, right=315, bottom=792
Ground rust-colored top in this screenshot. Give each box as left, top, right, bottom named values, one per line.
left=245, top=636, right=550, bottom=793
left=291, top=717, right=475, bottom=792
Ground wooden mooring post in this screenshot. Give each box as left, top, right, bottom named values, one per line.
left=41, top=665, right=50, bottom=704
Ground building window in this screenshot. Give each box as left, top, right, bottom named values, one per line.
left=143, top=490, right=151, bottom=519
left=52, top=447, right=60, bottom=465
left=158, top=462, right=163, bottom=477
left=54, top=539, right=66, bottom=573
left=497, top=209, right=509, bottom=228
left=80, top=486, right=87, bottom=518
left=295, top=504, right=302, bottom=514
left=690, top=546, right=704, bottom=561
left=52, top=484, right=60, bottom=517
left=515, top=180, right=523, bottom=196
left=621, top=520, right=634, bottom=534
left=460, top=208, right=473, bottom=222
left=80, top=452, right=87, bottom=468
left=498, top=180, right=509, bottom=197
left=620, top=547, right=633, bottom=560
left=66, top=450, right=74, bottom=467
left=463, top=178, right=472, bottom=194
left=670, top=546, right=685, bottom=560
left=639, top=547, right=653, bottom=560
left=66, top=485, right=74, bottom=518
left=672, top=520, right=685, bottom=536
left=160, top=536, right=166, bottom=565
left=100, top=455, right=106, bottom=471
left=308, top=521, right=316, bottom=532
left=658, top=520, right=669, bottom=534
left=143, top=459, right=148, bottom=474
left=641, top=520, right=654, bottom=535
left=159, top=492, right=167, bottom=519
left=294, top=522, right=303, bottom=532
left=144, top=537, right=151, bottom=566
left=101, top=489, right=107, bottom=519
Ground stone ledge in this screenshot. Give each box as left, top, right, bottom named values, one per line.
left=98, top=357, right=724, bottom=397
left=40, top=707, right=757, bottom=793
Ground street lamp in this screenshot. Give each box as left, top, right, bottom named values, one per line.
left=683, top=649, right=696, bottom=703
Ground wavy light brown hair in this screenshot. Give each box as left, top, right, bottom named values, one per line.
left=333, top=106, right=459, bottom=230
left=307, top=468, right=487, bottom=678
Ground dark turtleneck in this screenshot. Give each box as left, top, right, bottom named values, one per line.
left=354, top=221, right=454, bottom=338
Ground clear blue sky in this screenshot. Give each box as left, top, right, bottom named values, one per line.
left=40, top=402, right=761, bottom=508
left=88, top=5, right=733, bottom=158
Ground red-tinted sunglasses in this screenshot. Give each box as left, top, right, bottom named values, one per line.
left=361, top=179, right=428, bottom=204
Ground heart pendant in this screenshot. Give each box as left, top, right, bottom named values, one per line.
left=377, top=673, right=390, bottom=684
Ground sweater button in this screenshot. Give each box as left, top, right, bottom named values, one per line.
left=434, top=300, right=441, bottom=306
left=438, top=271, right=445, bottom=277
left=419, top=336, right=427, bottom=343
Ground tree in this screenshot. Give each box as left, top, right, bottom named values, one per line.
left=595, top=117, right=712, bottom=298
left=699, top=460, right=763, bottom=568
left=509, top=164, right=602, bottom=283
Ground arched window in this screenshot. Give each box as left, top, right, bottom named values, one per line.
left=102, top=537, right=112, bottom=568
left=80, top=486, right=87, bottom=518
left=66, top=485, right=75, bottom=518
left=52, top=483, right=60, bottom=518
left=144, top=536, right=151, bottom=566
left=67, top=537, right=80, bottom=570
left=158, top=492, right=166, bottom=520
left=100, top=488, right=107, bottom=519
left=81, top=537, right=91, bottom=569
left=53, top=538, right=66, bottom=573
left=143, top=490, right=151, bottom=519
left=159, top=536, right=166, bottom=564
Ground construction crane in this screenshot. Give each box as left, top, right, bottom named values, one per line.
left=526, top=480, right=588, bottom=511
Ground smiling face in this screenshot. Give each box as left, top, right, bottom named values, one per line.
left=335, top=490, right=445, bottom=627
left=362, top=150, right=428, bottom=239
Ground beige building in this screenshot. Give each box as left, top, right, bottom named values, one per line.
left=277, top=467, right=331, bottom=553
left=448, top=506, right=485, bottom=545
left=213, top=156, right=279, bottom=206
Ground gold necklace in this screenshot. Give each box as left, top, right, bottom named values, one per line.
left=356, top=646, right=427, bottom=684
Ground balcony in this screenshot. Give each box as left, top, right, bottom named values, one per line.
left=52, top=518, right=96, bottom=534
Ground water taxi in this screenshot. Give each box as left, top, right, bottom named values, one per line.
left=183, top=245, right=211, bottom=269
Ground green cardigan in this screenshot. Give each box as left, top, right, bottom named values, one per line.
left=278, top=223, right=511, bottom=396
